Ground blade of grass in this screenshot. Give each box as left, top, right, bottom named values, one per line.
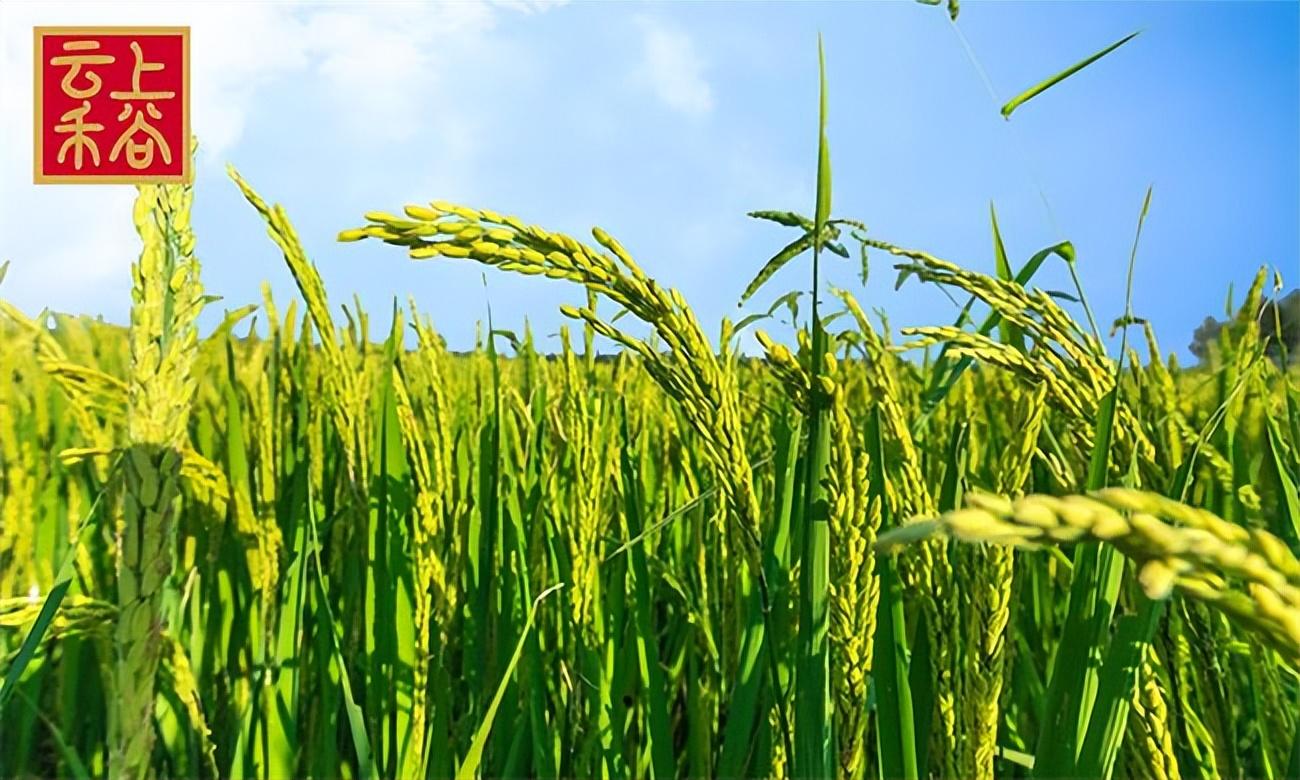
left=717, top=412, right=801, bottom=778
left=1032, top=385, right=1121, bottom=777
left=456, top=584, right=563, bottom=780
left=1078, top=407, right=1205, bottom=780
left=1265, top=416, right=1300, bottom=547
left=1036, top=188, right=1154, bottom=777
left=305, top=486, right=377, bottom=780
left=13, top=676, right=91, bottom=780
left=1000, top=30, right=1141, bottom=119
left=794, top=33, right=834, bottom=780
left=0, top=458, right=116, bottom=712
left=618, top=407, right=676, bottom=779
left=1067, top=186, right=1155, bottom=779
left=869, top=407, right=918, bottom=780
left=989, top=203, right=1024, bottom=352
left=1288, top=717, right=1300, bottom=780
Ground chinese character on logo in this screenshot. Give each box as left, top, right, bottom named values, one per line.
left=34, top=27, right=190, bottom=184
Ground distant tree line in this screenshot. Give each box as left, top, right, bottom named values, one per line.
left=1190, top=288, right=1300, bottom=365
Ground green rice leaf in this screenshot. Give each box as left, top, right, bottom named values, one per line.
left=456, top=584, right=562, bottom=780
left=990, top=203, right=1023, bottom=351
left=0, top=464, right=114, bottom=713
left=1000, top=31, right=1141, bottom=119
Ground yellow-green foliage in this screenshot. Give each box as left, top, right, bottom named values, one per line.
left=0, top=175, right=1297, bottom=780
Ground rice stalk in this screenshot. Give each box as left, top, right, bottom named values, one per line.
left=112, top=178, right=206, bottom=780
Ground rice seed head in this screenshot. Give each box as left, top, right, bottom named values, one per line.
left=879, top=488, right=1300, bottom=660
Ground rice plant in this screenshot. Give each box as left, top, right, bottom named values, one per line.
left=1, top=9, right=1297, bottom=780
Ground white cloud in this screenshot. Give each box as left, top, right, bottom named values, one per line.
left=300, top=3, right=499, bottom=142
left=631, top=15, right=713, bottom=116
left=0, top=183, right=138, bottom=314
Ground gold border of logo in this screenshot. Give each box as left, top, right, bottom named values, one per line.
left=33, top=26, right=191, bottom=184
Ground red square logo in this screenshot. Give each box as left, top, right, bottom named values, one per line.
left=34, top=27, right=190, bottom=184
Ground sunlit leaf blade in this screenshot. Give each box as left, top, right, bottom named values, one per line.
left=491, top=328, right=522, bottom=351
left=895, top=265, right=916, bottom=291
left=772, top=290, right=803, bottom=323
left=990, top=204, right=1012, bottom=283
left=1000, top=30, right=1141, bottom=119
left=733, top=311, right=771, bottom=334
left=735, top=290, right=804, bottom=335
left=211, top=304, right=259, bottom=341
left=990, top=203, right=1022, bottom=350
left=617, top=410, right=675, bottom=779
left=814, top=40, right=832, bottom=236
left=1075, top=611, right=1153, bottom=778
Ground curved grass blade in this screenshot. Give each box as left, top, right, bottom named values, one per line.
left=1000, top=30, right=1141, bottom=119
left=305, top=487, right=377, bottom=780
left=13, top=687, right=91, bottom=780
left=1265, top=416, right=1300, bottom=547
left=718, top=412, right=801, bottom=778
left=0, top=459, right=116, bottom=712
left=914, top=0, right=957, bottom=21
left=456, top=584, right=563, bottom=780
left=735, top=290, right=804, bottom=337
left=210, top=304, right=259, bottom=341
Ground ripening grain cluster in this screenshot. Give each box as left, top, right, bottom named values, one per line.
left=1, top=20, right=1298, bottom=780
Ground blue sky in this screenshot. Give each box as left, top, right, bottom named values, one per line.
left=1, top=0, right=1296, bottom=360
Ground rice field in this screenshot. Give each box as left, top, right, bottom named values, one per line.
left=1, top=20, right=1298, bottom=780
